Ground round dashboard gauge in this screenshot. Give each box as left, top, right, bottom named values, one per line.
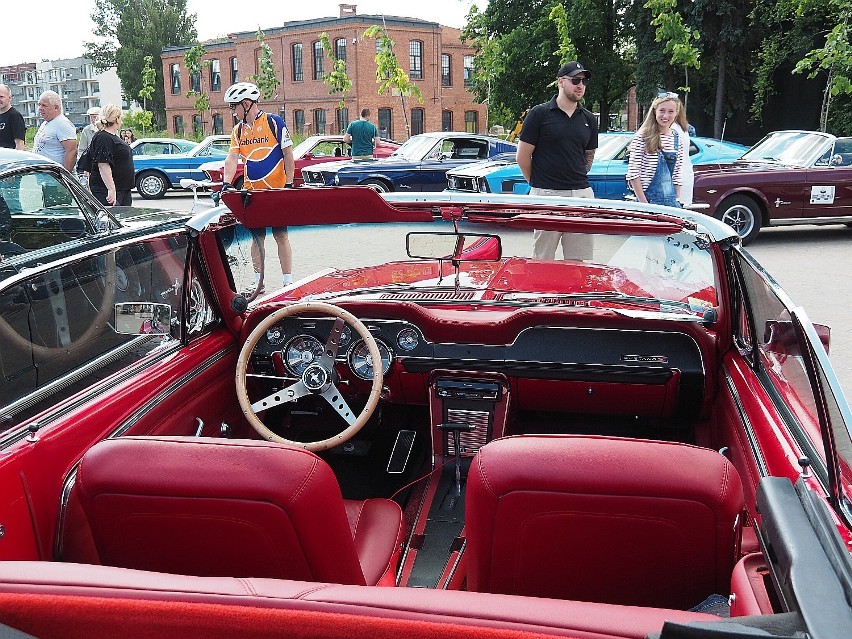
left=266, top=325, right=287, bottom=346
left=348, top=339, right=393, bottom=380
left=284, top=335, right=325, bottom=377
left=338, top=324, right=353, bottom=348
left=396, top=327, right=420, bottom=351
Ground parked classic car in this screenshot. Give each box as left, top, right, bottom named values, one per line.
left=301, top=131, right=518, bottom=191
left=199, top=134, right=401, bottom=190
left=446, top=132, right=747, bottom=199
left=130, top=137, right=199, bottom=157
left=689, top=130, right=852, bottom=244
left=1, top=170, right=851, bottom=638
left=134, top=134, right=232, bottom=199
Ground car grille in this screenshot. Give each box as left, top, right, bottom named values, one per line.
left=447, top=174, right=479, bottom=192
left=302, top=170, right=326, bottom=185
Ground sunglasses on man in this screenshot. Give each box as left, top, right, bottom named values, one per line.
left=563, top=76, right=589, bottom=86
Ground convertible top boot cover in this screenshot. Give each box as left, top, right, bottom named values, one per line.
left=72, top=436, right=403, bottom=585
left=465, top=434, right=745, bottom=609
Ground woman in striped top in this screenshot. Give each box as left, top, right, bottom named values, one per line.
left=626, top=93, right=687, bottom=207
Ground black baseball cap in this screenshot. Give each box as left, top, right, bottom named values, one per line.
left=558, top=61, right=591, bottom=78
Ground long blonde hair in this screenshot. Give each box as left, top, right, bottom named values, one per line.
left=637, top=95, right=685, bottom=154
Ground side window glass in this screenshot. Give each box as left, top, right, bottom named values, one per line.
left=0, top=231, right=216, bottom=433
left=2, top=171, right=93, bottom=251
left=736, top=249, right=828, bottom=471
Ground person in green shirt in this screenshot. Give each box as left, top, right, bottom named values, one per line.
left=344, top=108, right=379, bottom=158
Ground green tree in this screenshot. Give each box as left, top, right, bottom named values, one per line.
left=184, top=43, right=211, bottom=135
left=246, top=29, right=281, bottom=100
left=644, top=0, right=701, bottom=102
left=320, top=32, right=353, bottom=108
left=85, top=0, right=197, bottom=127
left=363, top=24, right=423, bottom=139
left=460, top=6, right=506, bottom=129
left=136, top=55, right=157, bottom=135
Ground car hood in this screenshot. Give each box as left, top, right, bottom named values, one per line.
left=693, top=160, right=799, bottom=177
left=447, top=160, right=515, bottom=179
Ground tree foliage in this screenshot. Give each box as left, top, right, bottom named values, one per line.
left=246, top=29, right=281, bottom=100
left=184, top=43, right=211, bottom=133
left=84, top=0, right=197, bottom=127
left=644, top=0, right=701, bottom=99
left=320, top=33, right=353, bottom=108
left=363, top=25, right=423, bottom=138
left=135, top=55, right=157, bottom=135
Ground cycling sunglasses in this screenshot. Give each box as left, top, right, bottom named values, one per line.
left=657, top=91, right=679, bottom=99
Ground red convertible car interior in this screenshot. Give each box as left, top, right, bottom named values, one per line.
left=0, top=186, right=851, bottom=638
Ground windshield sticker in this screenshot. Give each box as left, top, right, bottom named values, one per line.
left=810, top=185, right=835, bottom=204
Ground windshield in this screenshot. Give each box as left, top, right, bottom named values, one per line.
left=220, top=221, right=717, bottom=316
left=595, top=134, right=631, bottom=161
left=389, top=136, right=439, bottom=161
left=740, top=131, right=832, bottom=167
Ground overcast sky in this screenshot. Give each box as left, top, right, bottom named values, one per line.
left=1, top=0, right=480, bottom=68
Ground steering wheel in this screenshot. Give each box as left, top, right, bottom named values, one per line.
left=236, top=301, right=384, bottom=451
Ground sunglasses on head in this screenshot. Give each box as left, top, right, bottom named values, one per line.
left=657, top=91, right=679, bottom=99
left=566, top=76, right=589, bottom=86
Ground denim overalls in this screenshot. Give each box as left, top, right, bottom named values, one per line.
left=644, top=131, right=680, bottom=208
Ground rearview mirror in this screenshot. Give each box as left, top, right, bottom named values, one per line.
left=115, top=302, right=172, bottom=335
left=406, top=232, right=501, bottom=262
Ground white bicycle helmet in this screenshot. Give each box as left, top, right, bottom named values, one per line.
left=224, top=82, right=261, bottom=104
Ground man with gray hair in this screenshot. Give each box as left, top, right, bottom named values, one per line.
left=33, top=90, right=77, bottom=171
left=0, top=84, right=25, bottom=150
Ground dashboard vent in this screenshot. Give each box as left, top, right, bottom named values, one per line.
left=379, top=291, right=476, bottom=301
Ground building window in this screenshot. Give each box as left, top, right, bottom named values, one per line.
left=193, top=114, right=203, bottom=136
left=171, top=63, right=181, bottom=94
left=210, top=59, right=221, bottom=92
left=409, top=40, right=423, bottom=80
left=190, top=71, right=201, bottom=93
left=313, top=41, right=324, bottom=80
left=336, top=107, right=349, bottom=134
left=314, top=108, right=326, bottom=134
left=335, top=38, right=346, bottom=65
left=441, top=54, right=451, bottom=87
left=411, top=108, right=424, bottom=136
left=378, top=108, right=392, bottom=140
left=464, top=55, right=474, bottom=87
left=442, top=110, right=453, bottom=132
left=212, top=113, right=223, bottom=135
left=464, top=110, right=478, bottom=133
left=292, top=43, right=303, bottom=82
left=174, top=115, right=184, bottom=136
left=230, top=57, right=238, bottom=84
left=294, top=109, right=305, bottom=135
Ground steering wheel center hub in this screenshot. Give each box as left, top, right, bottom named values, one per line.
left=302, top=363, right=329, bottom=391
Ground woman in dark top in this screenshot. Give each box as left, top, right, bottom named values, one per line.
left=89, top=104, right=135, bottom=206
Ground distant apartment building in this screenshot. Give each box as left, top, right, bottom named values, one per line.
left=161, top=4, right=485, bottom=140
left=0, top=58, right=123, bottom=129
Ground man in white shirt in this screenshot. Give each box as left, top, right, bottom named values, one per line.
left=33, top=90, right=77, bottom=171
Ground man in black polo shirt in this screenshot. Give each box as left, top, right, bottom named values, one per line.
left=517, top=61, right=598, bottom=260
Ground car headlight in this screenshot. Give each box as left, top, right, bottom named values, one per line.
left=333, top=175, right=340, bottom=185
left=477, top=178, right=490, bottom=193
left=448, top=176, right=458, bottom=189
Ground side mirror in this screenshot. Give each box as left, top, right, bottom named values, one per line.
left=115, top=302, right=172, bottom=335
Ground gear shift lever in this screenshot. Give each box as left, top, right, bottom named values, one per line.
left=438, top=421, right=475, bottom=500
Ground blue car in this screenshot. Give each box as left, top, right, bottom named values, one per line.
left=300, top=132, right=518, bottom=192
left=134, top=135, right=232, bottom=199
left=446, top=132, right=748, bottom=199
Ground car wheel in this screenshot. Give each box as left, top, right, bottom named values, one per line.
left=136, top=171, right=170, bottom=199
left=716, top=195, right=762, bottom=245
left=234, top=176, right=244, bottom=190
left=361, top=179, right=392, bottom=193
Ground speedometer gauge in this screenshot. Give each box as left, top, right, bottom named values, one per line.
left=348, top=339, right=393, bottom=380
left=284, top=335, right=325, bottom=376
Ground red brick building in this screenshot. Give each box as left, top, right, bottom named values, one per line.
left=161, top=5, right=485, bottom=141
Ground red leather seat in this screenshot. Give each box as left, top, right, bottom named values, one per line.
left=69, top=436, right=404, bottom=586
left=465, top=435, right=744, bottom=610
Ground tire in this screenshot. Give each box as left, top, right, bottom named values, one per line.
left=715, top=194, right=762, bottom=245
left=136, top=171, right=170, bottom=199
left=360, top=178, right=392, bottom=193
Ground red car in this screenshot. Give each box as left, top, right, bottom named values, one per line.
left=1, top=175, right=851, bottom=637
left=691, top=129, right=852, bottom=244
left=200, top=134, right=400, bottom=189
